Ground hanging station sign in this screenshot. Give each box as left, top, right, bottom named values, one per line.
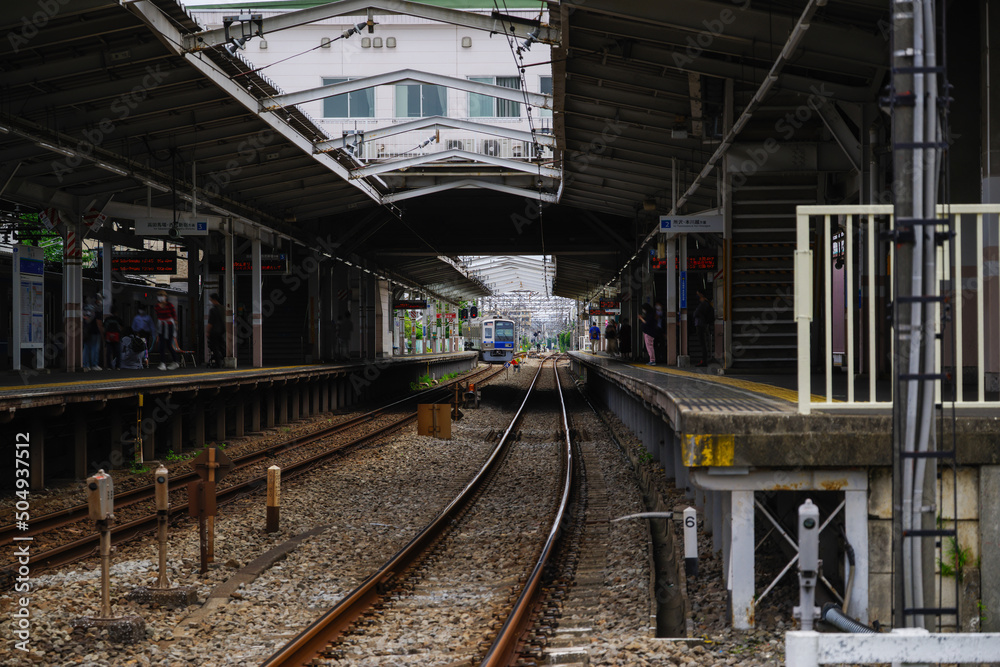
left=659, top=215, right=724, bottom=234
left=207, top=254, right=288, bottom=274
left=107, top=251, right=178, bottom=275
left=393, top=299, right=428, bottom=310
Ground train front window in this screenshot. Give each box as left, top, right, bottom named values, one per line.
left=494, top=321, right=514, bottom=343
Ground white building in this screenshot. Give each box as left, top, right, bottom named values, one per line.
left=190, top=1, right=553, bottom=165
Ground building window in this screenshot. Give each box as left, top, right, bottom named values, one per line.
left=539, top=75, right=552, bottom=118
left=469, top=76, right=521, bottom=118
left=322, top=77, right=375, bottom=118
left=395, top=83, right=447, bottom=117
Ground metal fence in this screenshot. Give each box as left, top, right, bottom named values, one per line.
left=795, top=204, right=1000, bottom=414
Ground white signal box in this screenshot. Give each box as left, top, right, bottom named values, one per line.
left=87, top=469, right=115, bottom=521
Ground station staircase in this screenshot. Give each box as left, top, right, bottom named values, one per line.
left=729, top=172, right=818, bottom=370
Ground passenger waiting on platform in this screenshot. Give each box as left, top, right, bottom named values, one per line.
left=82, top=296, right=104, bottom=371
left=154, top=290, right=179, bottom=371
left=618, top=319, right=632, bottom=361
left=694, top=290, right=716, bottom=367
left=588, top=320, right=600, bottom=351
left=104, top=311, right=122, bottom=370
left=131, top=307, right=154, bottom=353
left=653, top=300, right=666, bottom=364
left=207, top=293, right=225, bottom=368
left=604, top=319, right=619, bottom=357
left=119, top=327, right=147, bottom=370
left=639, top=303, right=657, bottom=366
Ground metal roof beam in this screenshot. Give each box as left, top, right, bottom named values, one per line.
left=351, top=149, right=559, bottom=178
left=381, top=179, right=557, bottom=204
left=184, top=0, right=558, bottom=51
left=265, top=70, right=551, bottom=112
left=316, top=116, right=555, bottom=151
left=125, top=0, right=385, bottom=206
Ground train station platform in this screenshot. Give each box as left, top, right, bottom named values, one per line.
left=0, top=352, right=477, bottom=412
left=568, top=351, right=1000, bottom=631
left=2, top=352, right=478, bottom=492
left=568, top=351, right=999, bottom=469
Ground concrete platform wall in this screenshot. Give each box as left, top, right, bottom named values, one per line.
left=1, top=355, right=478, bottom=490
left=572, top=355, right=997, bottom=632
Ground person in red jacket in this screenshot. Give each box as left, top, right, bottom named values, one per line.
left=154, top=290, right=179, bottom=370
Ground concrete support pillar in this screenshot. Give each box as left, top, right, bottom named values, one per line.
left=187, top=246, right=200, bottom=364
left=64, top=221, right=83, bottom=372
left=712, top=491, right=723, bottom=554
left=74, top=410, right=87, bottom=480
left=251, top=393, right=262, bottom=432
left=215, top=401, right=226, bottom=443
left=278, top=389, right=288, bottom=425
left=110, top=411, right=123, bottom=470
left=730, top=490, right=755, bottom=629
left=845, top=488, right=870, bottom=623
left=143, top=420, right=155, bottom=462
left=704, top=490, right=714, bottom=536
left=224, top=223, right=236, bottom=367
left=265, top=390, right=276, bottom=428
left=171, top=412, right=184, bottom=455
left=666, top=234, right=678, bottom=365
left=312, top=382, right=320, bottom=415
left=291, top=387, right=300, bottom=421
left=252, top=236, right=263, bottom=368
left=680, top=233, right=689, bottom=360
left=659, top=419, right=675, bottom=479
left=320, top=381, right=329, bottom=413
left=332, top=379, right=340, bottom=410
left=980, top=466, right=1000, bottom=632
left=234, top=398, right=245, bottom=438
left=192, top=406, right=205, bottom=449
left=672, top=434, right=685, bottom=487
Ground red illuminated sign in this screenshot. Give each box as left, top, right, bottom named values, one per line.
left=652, top=256, right=718, bottom=270
left=109, top=251, right=177, bottom=274
left=208, top=254, right=288, bottom=274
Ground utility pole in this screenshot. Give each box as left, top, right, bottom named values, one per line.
left=891, top=0, right=946, bottom=631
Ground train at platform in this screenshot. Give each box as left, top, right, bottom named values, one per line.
left=465, top=317, right=517, bottom=364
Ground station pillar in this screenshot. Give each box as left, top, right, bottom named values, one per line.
left=665, top=235, right=678, bottom=365
left=63, top=220, right=83, bottom=372
left=252, top=236, right=263, bottom=368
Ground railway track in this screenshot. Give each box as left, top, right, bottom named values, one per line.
left=0, top=365, right=501, bottom=583
left=261, top=356, right=576, bottom=667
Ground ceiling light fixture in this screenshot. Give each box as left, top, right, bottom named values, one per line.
left=95, top=162, right=129, bottom=176
left=141, top=179, right=170, bottom=193
left=35, top=141, right=76, bottom=157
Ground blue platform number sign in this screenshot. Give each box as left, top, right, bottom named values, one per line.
left=196, top=221, right=207, bottom=232
left=680, top=271, right=687, bottom=309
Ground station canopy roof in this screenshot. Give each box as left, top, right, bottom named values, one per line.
left=0, top=0, right=888, bottom=304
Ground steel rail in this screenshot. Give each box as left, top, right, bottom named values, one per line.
left=0, top=367, right=494, bottom=549
left=1, top=367, right=501, bottom=583
left=261, top=361, right=548, bottom=667
left=481, top=356, right=574, bottom=666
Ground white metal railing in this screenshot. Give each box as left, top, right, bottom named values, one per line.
left=796, top=204, right=1000, bottom=414
left=319, top=117, right=554, bottom=162
left=786, top=629, right=1000, bottom=666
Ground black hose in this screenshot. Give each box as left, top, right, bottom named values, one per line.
left=821, top=602, right=878, bottom=634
